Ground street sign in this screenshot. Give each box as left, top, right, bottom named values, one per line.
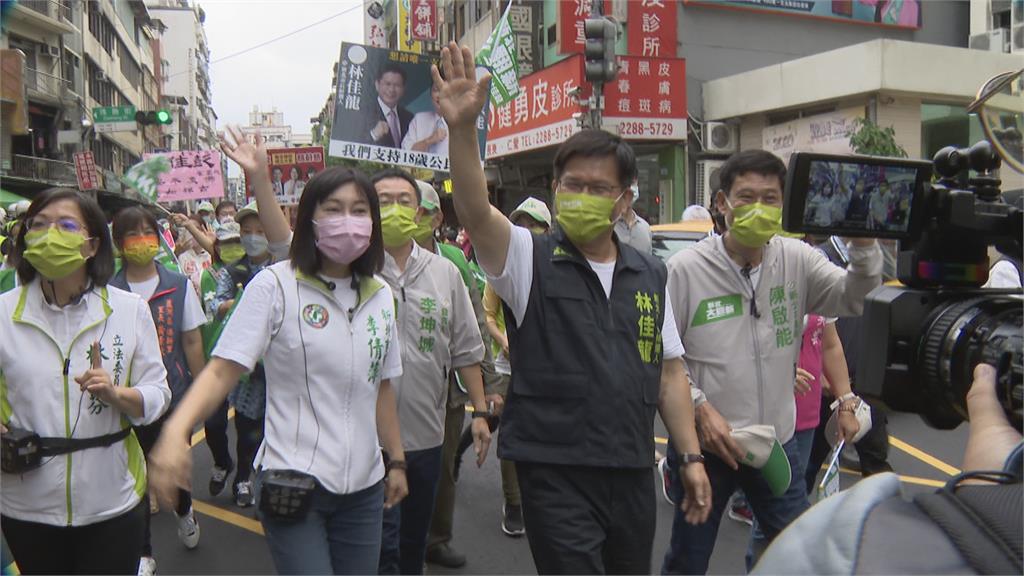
left=93, top=106, right=137, bottom=133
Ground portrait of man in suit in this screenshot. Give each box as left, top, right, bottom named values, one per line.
left=362, top=62, right=413, bottom=148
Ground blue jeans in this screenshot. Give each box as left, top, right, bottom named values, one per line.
left=259, top=476, right=385, bottom=575
left=747, top=429, right=815, bottom=564
left=661, top=437, right=810, bottom=575
left=379, top=446, right=443, bottom=575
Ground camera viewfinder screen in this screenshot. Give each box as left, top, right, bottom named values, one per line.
left=803, top=161, right=918, bottom=233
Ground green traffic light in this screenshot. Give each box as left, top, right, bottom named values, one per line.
left=156, top=109, right=172, bottom=124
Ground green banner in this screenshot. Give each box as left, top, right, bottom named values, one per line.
left=475, top=2, right=519, bottom=107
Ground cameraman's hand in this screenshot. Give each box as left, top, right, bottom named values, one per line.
left=963, top=363, right=1021, bottom=473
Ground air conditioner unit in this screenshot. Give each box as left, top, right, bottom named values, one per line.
left=1012, top=24, right=1023, bottom=52
left=969, top=29, right=1009, bottom=52
left=48, top=45, right=61, bottom=57
left=695, top=159, right=725, bottom=210
left=703, top=122, right=738, bottom=154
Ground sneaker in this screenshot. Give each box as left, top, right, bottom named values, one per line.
left=727, top=494, right=754, bottom=526
left=657, top=457, right=674, bottom=505
left=137, top=556, right=156, bottom=576
left=176, top=507, right=200, bottom=549
left=149, top=493, right=159, bottom=515
left=209, top=462, right=233, bottom=497
left=234, top=481, right=253, bottom=508
left=425, top=542, right=466, bottom=568
left=501, top=503, right=526, bottom=537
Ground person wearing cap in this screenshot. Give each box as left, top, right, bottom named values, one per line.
left=370, top=168, right=491, bottom=576
left=411, top=180, right=504, bottom=568
left=614, top=183, right=653, bottom=255
left=462, top=196, right=552, bottom=539
left=661, top=150, right=879, bottom=574
left=682, top=205, right=713, bottom=222
left=438, top=43, right=709, bottom=575
left=196, top=201, right=216, bottom=228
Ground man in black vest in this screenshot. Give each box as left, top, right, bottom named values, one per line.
left=436, top=44, right=711, bottom=574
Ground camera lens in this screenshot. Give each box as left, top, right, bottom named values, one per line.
left=919, top=295, right=1023, bottom=429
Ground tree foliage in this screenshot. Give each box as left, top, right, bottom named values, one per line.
left=849, top=117, right=908, bottom=158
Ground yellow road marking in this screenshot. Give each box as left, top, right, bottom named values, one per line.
left=833, top=466, right=945, bottom=488
left=888, top=435, right=961, bottom=476
left=192, top=500, right=264, bottom=536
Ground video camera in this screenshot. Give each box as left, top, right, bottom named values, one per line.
left=783, top=141, right=1023, bottom=430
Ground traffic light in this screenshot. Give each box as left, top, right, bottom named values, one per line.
left=584, top=17, right=618, bottom=84
left=136, top=109, right=173, bottom=125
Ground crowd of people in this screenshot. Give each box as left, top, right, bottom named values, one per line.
left=0, top=41, right=1020, bottom=576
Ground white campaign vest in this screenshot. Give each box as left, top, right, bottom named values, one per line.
left=0, top=281, right=169, bottom=526
left=256, top=262, right=398, bottom=495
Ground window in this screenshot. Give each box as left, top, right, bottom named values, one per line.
left=476, top=0, right=491, bottom=23
left=93, top=136, right=116, bottom=172
left=87, top=2, right=115, bottom=56
left=920, top=103, right=985, bottom=161
left=117, top=38, right=141, bottom=88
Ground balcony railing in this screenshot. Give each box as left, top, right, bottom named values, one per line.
left=8, top=155, right=78, bottom=186
left=18, top=0, right=72, bottom=24
left=25, top=67, right=73, bottom=101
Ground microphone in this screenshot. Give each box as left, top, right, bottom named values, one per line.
left=316, top=275, right=336, bottom=290
left=740, top=264, right=761, bottom=319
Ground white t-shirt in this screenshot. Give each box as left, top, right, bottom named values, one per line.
left=984, top=259, right=1022, bottom=289
left=128, top=276, right=206, bottom=332
left=486, top=226, right=685, bottom=359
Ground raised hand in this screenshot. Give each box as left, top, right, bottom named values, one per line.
left=431, top=42, right=491, bottom=129
left=220, top=124, right=267, bottom=175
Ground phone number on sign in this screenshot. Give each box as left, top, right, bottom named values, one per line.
left=615, top=121, right=675, bottom=137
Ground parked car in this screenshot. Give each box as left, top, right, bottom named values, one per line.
left=651, top=220, right=715, bottom=263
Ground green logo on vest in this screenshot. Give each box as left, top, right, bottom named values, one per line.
left=692, top=294, right=743, bottom=327
left=552, top=246, right=571, bottom=258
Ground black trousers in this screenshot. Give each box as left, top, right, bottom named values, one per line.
left=806, top=395, right=892, bottom=493
left=516, top=462, right=655, bottom=575
left=134, top=414, right=192, bottom=556
left=2, top=500, right=146, bottom=574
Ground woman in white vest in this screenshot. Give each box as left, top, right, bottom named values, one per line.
left=0, top=188, right=171, bottom=574
left=147, top=162, right=409, bottom=575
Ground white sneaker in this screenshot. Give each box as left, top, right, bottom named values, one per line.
left=138, top=556, right=156, bottom=576
left=176, top=507, right=200, bottom=549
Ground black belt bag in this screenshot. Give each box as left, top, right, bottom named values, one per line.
left=1, top=426, right=131, bottom=474
left=259, top=469, right=318, bottom=521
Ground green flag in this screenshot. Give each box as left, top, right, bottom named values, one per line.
left=121, top=155, right=171, bottom=203
left=475, top=2, right=519, bottom=108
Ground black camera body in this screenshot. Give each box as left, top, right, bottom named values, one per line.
left=1, top=426, right=43, bottom=474
left=784, top=141, right=1023, bottom=430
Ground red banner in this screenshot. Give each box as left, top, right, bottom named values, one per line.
left=264, top=146, right=325, bottom=205
left=485, top=55, right=590, bottom=159
left=602, top=56, right=686, bottom=141
left=410, top=0, right=437, bottom=41
left=628, top=0, right=677, bottom=57
left=73, top=151, right=100, bottom=191
left=558, top=0, right=612, bottom=54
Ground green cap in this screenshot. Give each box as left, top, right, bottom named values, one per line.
left=417, top=180, right=441, bottom=212
left=234, top=201, right=259, bottom=224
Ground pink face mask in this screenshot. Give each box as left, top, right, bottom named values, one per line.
left=314, top=215, right=373, bottom=265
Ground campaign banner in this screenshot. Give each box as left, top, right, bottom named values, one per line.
left=410, top=0, right=437, bottom=41
left=602, top=56, right=686, bottom=141
left=485, top=54, right=588, bottom=159
left=143, top=150, right=225, bottom=202
left=73, top=151, right=100, bottom=191
left=330, top=42, right=487, bottom=173
left=628, top=0, right=677, bottom=57
left=266, top=146, right=325, bottom=205
left=686, top=0, right=921, bottom=29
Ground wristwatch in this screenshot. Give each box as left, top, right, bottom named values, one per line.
left=679, top=453, right=705, bottom=465
left=471, top=411, right=491, bottom=419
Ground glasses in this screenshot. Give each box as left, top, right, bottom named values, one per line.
left=26, top=217, right=85, bottom=234
left=558, top=178, right=622, bottom=197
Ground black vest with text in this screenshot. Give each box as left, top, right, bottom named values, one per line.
left=498, top=229, right=667, bottom=468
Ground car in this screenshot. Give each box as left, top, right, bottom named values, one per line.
left=651, top=220, right=715, bottom=263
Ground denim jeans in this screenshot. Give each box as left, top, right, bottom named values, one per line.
left=259, top=477, right=385, bottom=575
left=747, top=429, right=815, bottom=564
left=661, top=437, right=810, bottom=575
left=379, top=446, right=443, bottom=575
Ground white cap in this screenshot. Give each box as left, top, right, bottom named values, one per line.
left=682, top=205, right=713, bottom=221
left=417, top=180, right=441, bottom=212
left=730, top=425, right=792, bottom=497
left=510, top=197, right=551, bottom=228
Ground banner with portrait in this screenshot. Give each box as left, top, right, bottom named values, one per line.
left=329, top=42, right=488, bottom=173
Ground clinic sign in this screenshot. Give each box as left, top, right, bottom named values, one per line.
left=485, top=54, right=588, bottom=159
left=601, top=56, right=686, bottom=141
left=762, top=107, right=864, bottom=161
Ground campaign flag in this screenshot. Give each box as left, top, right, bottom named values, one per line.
left=475, top=2, right=519, bottom=108
left=122, top=155, right=171, bottom=202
